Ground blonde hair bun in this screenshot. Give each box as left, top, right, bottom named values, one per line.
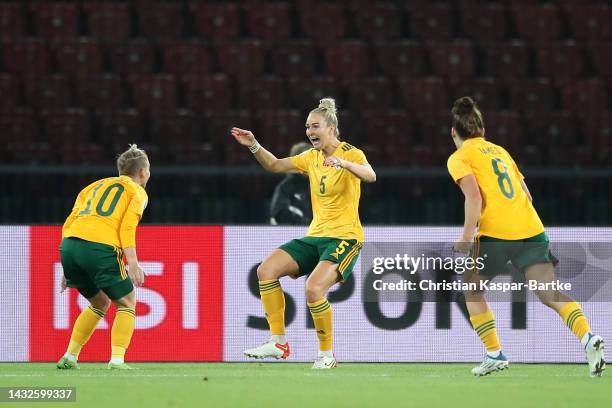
left=318, top=97, right=337, bottom=115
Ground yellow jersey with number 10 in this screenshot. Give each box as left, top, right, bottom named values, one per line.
left=447, top=137, right=544, bottom=240
left=290, top=142, right=367, bottom=242
left=62, top=175, right=148, bottom=249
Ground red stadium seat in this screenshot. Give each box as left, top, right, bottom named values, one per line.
left=61, top=143, right=106, bottom=164
left=254, top=110, right=303, bottom=153
left=108, top=40, right=155, bottom=75
left=535, top=42, right=584, bottom=83
left=149, top=110, right=200, bottom=146
left=244, top=3, right=291, bottom=41
left=181, top=74, right=233, bottom=114
left=561, top=79, right=608, bottom=119
left=364, top=110, right=412, bottom=149
left=590, top=43, right=612, bottom=82
left=74, top=74, right=125, bottom=110
left=0, top=2, right=25, bottom=39
left=512, top=4, right=562, bottom=44
left=2, top=39, right=50, bottom=75
left=31, top=2, right=78, bottom=39
left=0, top=74, right=20, bottom=111
left=270, top=41, right=317, bottom=77
left=237, top=77, right=287, bottom=111
left=428, top=41, right=475, bottom=80
left=460, top=3, right=507, bottom=42
left=375, top=41, right=427, bottom=78
left=54, top=39, right=103, bottom=77
left=346, top=77, right=394, bottom=112
left=215, top=40, right=265, bottom=78
left=138, top=2, right=184, bottom=40
left=83, top=2, right=131, bottom=42
left=190, top=3, right=240, bottom=40
left=507, top=78, right=556, bottom=116
left=300, top=3, right=346, bottom=44
left=524, top=111, right=576, bottom=149
left=484, top=111, right=524, bottom=153
left=482, top=41, right=530, bottom=79
left=410, top=4, right=453, bottom=40
left=95, top=108, right=145, bottom=145
left=42, top=108, right=91, bottom=146
left=451, top=78, right=502, bottom=110
left=323, top=41, right=370, bottom=80
left=354, top=3, right=401, bottom=41
left=397, top=77, right=450, bottom=119
left=205, top=110, right=252, bottom=146
left=24, top=74, right=72, bottom=109
left=162, top=41, right=213, bottom=76
left=0, top=108, right=38, bottom=146
left=564, top=4, right=612, bottom=42
left=128, top=74, right=177, bottom=115
left=581, top=113, right=612, bottom=153
left=287, top=76, right=341, bottom=110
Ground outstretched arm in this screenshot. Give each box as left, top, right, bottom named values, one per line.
left=231, top=127, right=296, bottom=173
left=323, top=156, right=377, bottom=183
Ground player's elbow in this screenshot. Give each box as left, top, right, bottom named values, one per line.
left=268, top=159, right=284, bottom=173
left=364, top=170, right=376, bottom=183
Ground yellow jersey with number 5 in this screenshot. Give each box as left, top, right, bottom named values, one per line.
left=290, top=142, right=367, bottom=242
left=447, top=137, right=544, bottom=240
left=62, top=175, right=148, bottom=249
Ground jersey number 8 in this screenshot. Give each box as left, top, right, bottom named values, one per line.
left=491, top=158, right=514, bottom=199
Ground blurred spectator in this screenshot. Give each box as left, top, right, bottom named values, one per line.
left=269, top=142, right=312, bottom=225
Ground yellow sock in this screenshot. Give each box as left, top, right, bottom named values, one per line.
left=308, top=299, right=333, bottom=351
left=67, top=306, right=105, bottom=358
left=470, top=309, right=501, bottom=352
left=111, top=307, right=136, bottom=360
left=559, top=302, right=591, bottom=340
left=259, top=280, right=285, bottom=335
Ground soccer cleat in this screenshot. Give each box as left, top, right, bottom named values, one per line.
left=244, top=339, right=290, bottom=360
left=56, top=356, right=79, bottom=370
left=312, top=355, right=337, bottom=369
left=107, top=362, right=134, bottom=370
left=585, top=334, right=606, bottom=378
left=471, top=352, right=509, bottom=376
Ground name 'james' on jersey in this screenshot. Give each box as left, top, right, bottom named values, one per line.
left=447, top=137, right=544, bottom=240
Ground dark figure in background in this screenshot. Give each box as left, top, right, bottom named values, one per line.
left=270, top=142, right=312, bottom=225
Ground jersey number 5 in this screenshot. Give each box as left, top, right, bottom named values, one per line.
left=319, top=175, right=327, bottom=194
left=79, top=183, right=125, bottom=216
left=491, top=158, right=514, bottom=199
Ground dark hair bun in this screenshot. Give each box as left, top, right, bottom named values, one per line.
left=454, top=96, right=475, bottom=115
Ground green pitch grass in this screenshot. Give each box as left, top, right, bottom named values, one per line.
left=1, top=363, right=610, bottom=408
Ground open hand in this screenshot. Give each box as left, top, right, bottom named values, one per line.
left=128, top=262, right=146, bottom=287
left=323, top=156, right=345, bottom=169
left=231, top=127, right=256, bottom=147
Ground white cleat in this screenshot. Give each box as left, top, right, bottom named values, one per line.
left=312, top=355, right=337, bottom=369
left=585, top=334, right=606, bottom=378
left=244, top=339, right=290, bottom=360
left=471, top=352, right=509, bottom=376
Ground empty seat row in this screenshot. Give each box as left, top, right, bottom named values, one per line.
left=1, top=2, right=611, bottom=42
left=2, top=38, right=612, bottom=81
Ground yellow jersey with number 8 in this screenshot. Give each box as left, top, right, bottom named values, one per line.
left=447, top=137, right=544, bottom=240
left=62, top=175, right=148, bottom=248
left=290, top=142, right=367, bottom=242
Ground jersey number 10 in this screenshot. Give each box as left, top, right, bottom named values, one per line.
left=78, top=183, right=126, bottom=217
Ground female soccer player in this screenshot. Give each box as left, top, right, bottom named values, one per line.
left=447, top=97, right=605, bottom=377
left=56, top=144, right=150, bottom=370
left=232, top=98, right=376, bottom=369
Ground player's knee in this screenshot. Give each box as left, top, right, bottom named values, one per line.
left=257, top=263, right=277, bottom=281
left=89, top=292, right=111, bottom=313
left=112, top=291, right=136, bottom=309
left=536, top=291, right=556, bottom=309
left=305, top=280, right=325, bottom=303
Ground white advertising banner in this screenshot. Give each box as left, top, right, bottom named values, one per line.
left=224, top=226, right=612, bottom=362
left=0, top=226, right=30, bottom=362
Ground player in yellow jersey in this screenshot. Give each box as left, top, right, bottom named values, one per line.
left=56, top=144, right=150, bottom=371
left=447, top=97, right=605, bottom=377
left=232, top=98, right=376, bottom=369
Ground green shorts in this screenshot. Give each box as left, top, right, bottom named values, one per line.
left=279, top=236, right=362, bottom=281
left=471, top=232, right=559, bottom=277
left=59, top=237, right=134, bottom=300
